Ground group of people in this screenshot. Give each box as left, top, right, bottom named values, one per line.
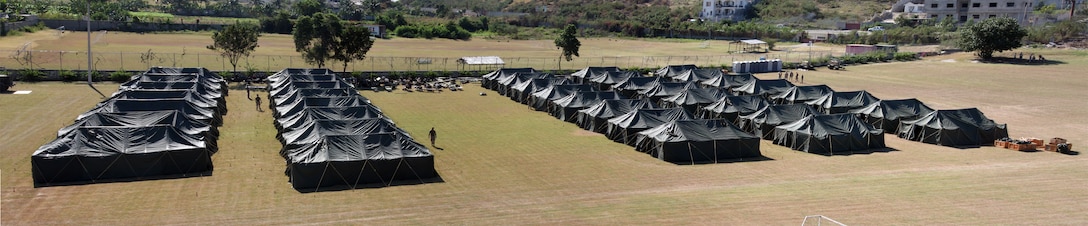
left=1017, top=52, right=1046, bottom=63
left=245, top=80, right=264, bottom=112
left=778, top=70, right=805, bottom=84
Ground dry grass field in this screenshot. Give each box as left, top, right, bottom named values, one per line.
left=2, top=33, right=1087, bottom=224
left=2, top=30, right=853, bottom=71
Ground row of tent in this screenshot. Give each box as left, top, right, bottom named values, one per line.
left=32, top=67, right=226, bottom=186
left=483, top=65, right=1009, bottom=157
left=267, top=68, right=437, bottom=191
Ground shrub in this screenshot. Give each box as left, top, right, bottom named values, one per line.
left=20, top=69, right=45, bottom=82
left=894, top=52, right=919, bottom=61
left=59, top=70, right=80, bottom=82
left=219, top=71, right=234, bottom=81
left=110, top=71, right=133, bottom=83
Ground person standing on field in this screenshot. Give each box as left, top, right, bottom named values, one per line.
left=428, top=127, right=437, bottom=147
left=255, top=95, right=263, bottom=112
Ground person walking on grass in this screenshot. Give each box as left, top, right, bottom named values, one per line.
left=255, top=95, right=263, bottom=112
left=245, top=80, right=252, bottom=100
left=428, top=127, right=437, bottom=147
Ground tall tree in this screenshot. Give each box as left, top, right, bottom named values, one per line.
left=332, top=26, right=375, bottom=72
left=554, top=24, right=581, bottom=71
left=207, top=21, right=260, bottom=72
left=294, top=0, right=325, bottom=17
left=294, top=13, right=341, bottom=68
left=957, top=17, right=1026, bottom=60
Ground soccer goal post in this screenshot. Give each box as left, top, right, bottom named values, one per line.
left=801, top=215, right=846, bottom=226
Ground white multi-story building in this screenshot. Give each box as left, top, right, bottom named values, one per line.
left=700, top=0, right=757, bottom=22
left=892, top=0, right=1083, bottom=24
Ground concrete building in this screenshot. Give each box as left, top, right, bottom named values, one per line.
left=890, top=0, right=1086, bottom=24
left=700, top=0, right=757, bottom=22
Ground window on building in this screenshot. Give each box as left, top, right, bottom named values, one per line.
left=706, top=2, right=710, bottom=7
left=972, top=3, right=980, bottom=7
left=959, top=15, right=968, bottom=22
left=931, top=3, right=938, bottom=8
left=989, top=14, right=996, bottom=18
left=989, top=3, right=997, bottom=7
left=948, top=3, right=955, bottom=8
left=1007, top=2, right=1015, bottom=7
left=973, top=14, right=980, bottom=19
left=947, top=14, right=954, bottom=19
left=961, top=3, right=968, bottom=8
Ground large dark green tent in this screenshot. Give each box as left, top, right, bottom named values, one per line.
left=497, top=72, right=552, bottom=96
left=612, top=76, right=662, bottom=98
left=770, top=85, right=835, bottom=104
left=268, top=68, right=436, bottom=191
left=637, top=82, right=693, bottom=103
left=737, top=104, right=822, bottom=139
left=660, top=87, right=731, bottom=113
left=654, top=64, right=698, bottom=77
left=635, top=119, right=761, bottom=164
left=606, top=108, right=693, bottom=145
left=850, top=98, right=934, bottom=134
left=575, top=99, right=657, bottom=133
left=32, top=125, right=214, bottom=186
left=510, top=78, right=567, bottom=103
left=669, top=68, right=722, bottom=83
left=701, top=73, right=755, bottom=89
left=699, top=95, right=771, bottom=122
left=806, top=90, right=881, bottom=114
left=897, top=108, right=1008, bottom=147
left=731, top=79, right=795, bottom=97
left=528, top=84, right=596, bottom=111
left=571, top=66, right=620, bottom=83
left=481, top=68, right=536, bottom=90
left=773, top=114, right=886, bottom=155
left=549, top=91, right=624, bottom=122
left=586, top=71, right=638, bottom=91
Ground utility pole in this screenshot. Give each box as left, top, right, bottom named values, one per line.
left=87, top=2, right=105, bottom=98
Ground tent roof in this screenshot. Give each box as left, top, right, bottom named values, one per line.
left=458, top=56, right=504, bottom=65
left=703, top=95, right=770, bottom=114
left=531, top=84, right=596, bottom=101
left=638, top=119, right=758, bottom=143
left=662, top=87, right=731, bottom=106
left=512, top=78, right=569, bottom=93
left=671, top=68, right=723, bottom=82
left=740, top=39, right=767, bottom=45
left=849, top=98, right=933, bottom=120
left=571, top=66, right=621, bottom=78
left=283, top=132, right=432, bottom=163
left=612, top=76, right=662, bottom=91
left=588, top=71, right=638, bottom=85
left=553, top=91, right=623, bottom=108
left=639, top=82, right=693, bottom=97
left=732, top=79, right=795, bottom=96
left=578, top=99, right=656, bottom=119
left=900, top=108, right=1004, bottom=130
left=806, top=90, right=880, bottom=111
left=482, top=68, right=535, bottom=80
left=655, top=65, right=698, bottom=77
left=701, top=73, right=756, bottom=88
left=771, top=85, right=835, bottom=103
left=740, top=104, right=821, bottom=126
left=776, top=113, right=881, bottom=137
left=608, top=108, right=693, bottom=129
left=35, top=125, right=208, bottom=158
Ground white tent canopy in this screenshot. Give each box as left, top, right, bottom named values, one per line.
left=458, top=56, right=505, bottom=71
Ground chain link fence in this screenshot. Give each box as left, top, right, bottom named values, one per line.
left=1, top=49, right=839, bottom=73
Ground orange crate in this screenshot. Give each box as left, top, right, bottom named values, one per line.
left=1008, top=143, right=1036, bottom=151
left=1030, top=138, right=1044, bottom=146
left=994, top=140, right=1008, bottom=148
